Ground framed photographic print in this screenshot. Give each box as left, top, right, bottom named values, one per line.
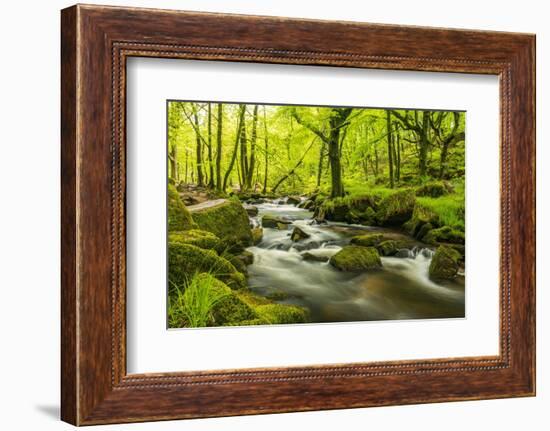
left=61, top=4, right=536, bottom=425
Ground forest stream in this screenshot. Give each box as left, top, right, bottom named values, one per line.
left=246, top=198, right=465, bottom=323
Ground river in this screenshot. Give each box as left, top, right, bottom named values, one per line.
left=246, top=200, right=465, bottom=323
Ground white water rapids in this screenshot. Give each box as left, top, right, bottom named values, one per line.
left=246, top=201, right=465, bottom=323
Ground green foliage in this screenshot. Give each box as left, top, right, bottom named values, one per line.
left=168, top=273, right=229, bottom=328
left=416, top=194, right=465, bottom=231
left=329, top=246, right=382, bottom=271
left=167, top=184, right=197, bottom=231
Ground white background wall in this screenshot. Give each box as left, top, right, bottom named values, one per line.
left=0, top=0, right=546, bottom=429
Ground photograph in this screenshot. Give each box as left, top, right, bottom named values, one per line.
left=166, top=101, right=466, bottom=328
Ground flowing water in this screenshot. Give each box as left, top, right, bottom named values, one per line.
left=246, top=199, right=465, bottom=323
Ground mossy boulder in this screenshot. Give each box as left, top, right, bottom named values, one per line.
left=168, top=229, right=222, bottom=252
left=350, top=233, right=385, bottom=247
left=168, top=184, right=197, bottom=231
left=301, top=252, right=329, bottom=262
left=290, top=226, right=310, bottom=242
left=251, top=227, right=263, bottom=245
left=189, top=199, right=253, bottom=251
left=286, top=196, right=301, bottom=205
left=403, top=202, right=439, bottom=238
left=422, top=226, right=465, bottom=245
left=316, top=195, right=377, bottom=224
left=376, top=240, right=399, bottom=256
left=168, top=242, right=245, bottom=289
left=262, top=214, right=292, bottom=229
left=329, top=246, right=382, bottom=272
left=429, top=245, right=461, bottom=280
left=416, top=181, right=452, bottom=198
left=227, top=251, right=254, bottom=274
left=255, top=304, right=310, bottom=324
left=376, top=190, right=416, bottom=226
left=211, top=285, right=257, bottom=325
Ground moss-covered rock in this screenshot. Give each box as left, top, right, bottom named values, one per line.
left=376, top=189, right=416, bottom=226
left=329, top=246, right=382, bottom=271
left=286, top=196, right=301, bottom=205
left=429, top=245, right=461, bottom=280
left=227, top=251, right=254, bottom=274
left=350, top=233, right=385, bottom=247
left=262, top=214, right=292, bottom=229
left=168, top=229, right=222, bottom=252
left=168, top=242, right=245, bottom=289
left=416, top=181, right=452, bottom=198
left=211, top=285, right=257, bottom=325
left=316, top=195, right=377, bottom=224
left=168, top=184, right=197, bottom=231
left=376, top=240, right=399, bottom=256
left=189, top=199, right=253, bottom=251
left=301, top=252, right=329, bottom=262
left=290, top=226, right=310, bottom=242
left=403, top=202, right=439, bottom=238
left=255, top=304, right=310, bottom=324
left=251, top=227, right=263, bottom=245
left=422, top=226, right=465, bottom=245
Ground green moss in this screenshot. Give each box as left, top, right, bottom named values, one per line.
left=168, top=229, right=222, bottom=252
left=167, top=184, right=197, bottom=231
left=190, top=199, right=253, bottom=251
left=211, top=286, right=257, bottom=325
left=255, top=304, right=310, bottom=324
left=416, top=181, right=451, bottom=198
left=316, top=194, right=377, bottom=223
left=415, top=194, right=465, bottom=230
left=168, top=242, right=246, bottom=290
left=376, top=240, right=399, bottom=256
left=422, top=226, right=465, bottom=245
left=350, top=233, right=384, bottom=247
left=329, top=246, right=382, bottom=271
left=429, top=245, right=461, bottom=280
left=376, top=189, right=416, bottom=226
left=251, top=227, right=263, bottom=245
left=403, top=201, right=439, bottom=237
left=262, top=214, right=292, bottom=229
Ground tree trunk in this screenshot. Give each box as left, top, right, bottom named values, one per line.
left=419, top=110, right=430, bottom=177
left=193, top=109, right=204, bottom=186
left=246, top=105, right=258, bottom=190
left=395, top=130, right=401, bottom=181
left=316, top=141, right=325, bottom=188
left=262, top=107, right=269, bottom=194
left=184, top=149, right=189, bottom=183
left=169, top=144, right=178, bottom=181
left=386, top=111, right=394, bottom=188
left=239, top=112, right=248, bottom=191
left=223, top=105, right=246, bottom=191
left=207, top=103, right=214, bottom=188
left=215, top=104, right=223, bottom=191
left=328, top=117, right=344, bottom=198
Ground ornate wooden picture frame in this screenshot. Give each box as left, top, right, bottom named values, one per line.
left=61, top=4, right=535, bottom=425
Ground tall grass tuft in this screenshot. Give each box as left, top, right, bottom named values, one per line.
left=168, top=273, right=229, bottom=328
